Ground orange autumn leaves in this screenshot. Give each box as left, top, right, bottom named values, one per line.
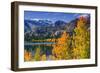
left=24, top=47, right=46, bottom=61
left=24, top=16, right=90, bottom=61
left=52, top=31, right=70, bottom=60
left=24, top=50, right=32, bottom=61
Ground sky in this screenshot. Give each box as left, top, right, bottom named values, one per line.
left=24, top=11, right=89, bottom=23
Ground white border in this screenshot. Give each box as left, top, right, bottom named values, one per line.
left=18, top=5, right=96, bottom=68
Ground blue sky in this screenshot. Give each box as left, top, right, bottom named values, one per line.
left=24, top=11, right=89, bottom=23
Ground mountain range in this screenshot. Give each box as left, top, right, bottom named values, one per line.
left=24, top=15, right=90, bottom=41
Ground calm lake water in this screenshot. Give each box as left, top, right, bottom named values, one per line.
left=24, top=42, right=54, bottom=56
left=24, top=42, right=55, bottom=45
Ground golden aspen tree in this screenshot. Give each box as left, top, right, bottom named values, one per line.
left=24, top=50, right=32, bottom=61
left=72, top=16, right=90, bottom=59
left=52, top=31, right=71, bottom=60
left=34, top=47, right=41, bottom=61
left=41, top=54, right=47, bottom=61
left=48, top=55, right=56, bottom=60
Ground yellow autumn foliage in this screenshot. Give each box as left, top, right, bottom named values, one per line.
left=24, top=50, right=32, bottom=61
left=48, top=55, right=54, bottom=60
left=72, top=16, right=90, bottom=59
left=34, top=47, right=41, bottom=61
left=52, top=31, right=70, bottom=60
left=41, top=54, right=47, bottom=61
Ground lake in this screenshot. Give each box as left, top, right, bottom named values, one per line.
left=24, top=42, right=55, bottom=45
left=24, top=42, right=54, bottom=56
